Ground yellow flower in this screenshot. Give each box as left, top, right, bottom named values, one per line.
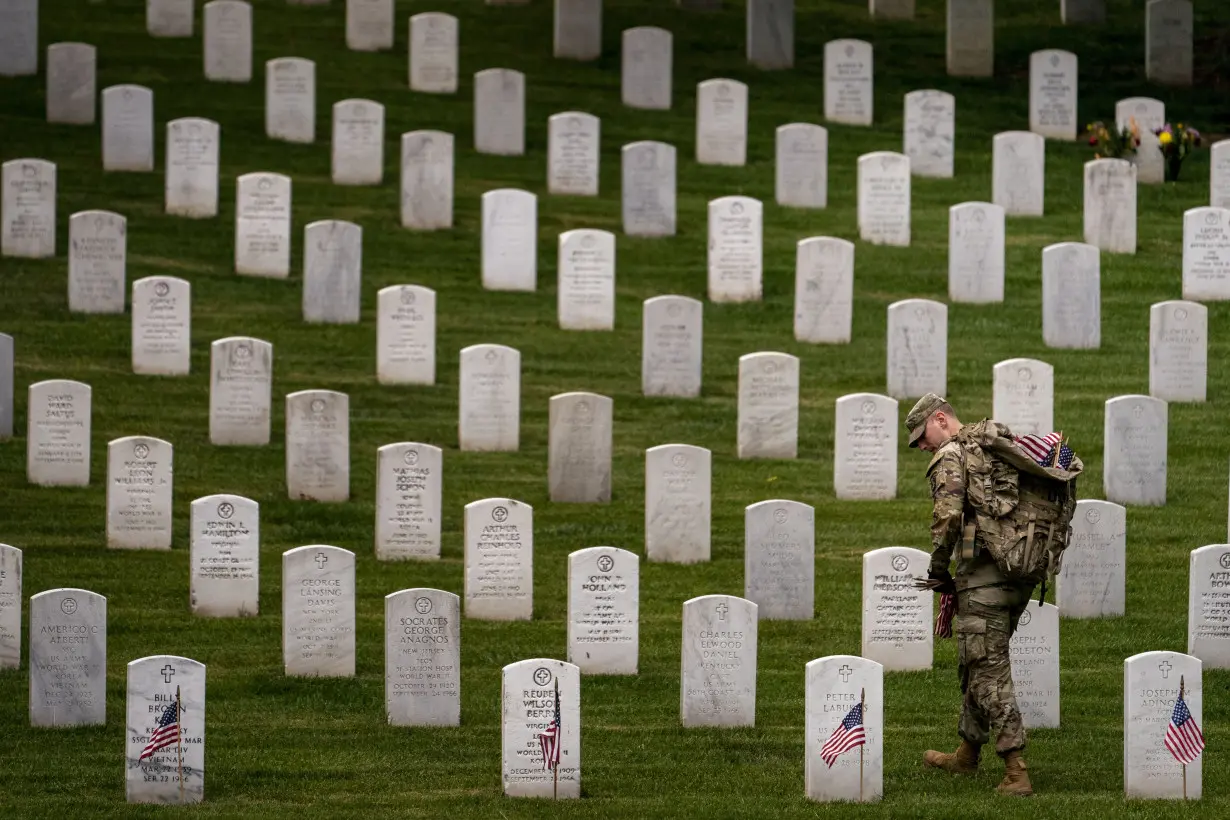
left=1159, top=131, right=1174, bottom=145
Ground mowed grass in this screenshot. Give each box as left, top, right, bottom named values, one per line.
left=1, top=0, right=1230, bottom=816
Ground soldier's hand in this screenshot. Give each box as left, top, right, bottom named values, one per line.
left=911, top=569, right=956, bottom=594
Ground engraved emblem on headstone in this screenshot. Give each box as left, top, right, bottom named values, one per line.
left=891, top=554, right=909, bottom=572
left=718, top=83, right=729, bottom=97
left=773, top=509, right=788, bottom=524
left=806, top=279, right=820, bottom=292
left=1220, top=553, right=1230, bottom=570
left=596, top=555, right=615, bottom=573
left=123, top=88, right=132, bottom=101
left=1018, top=608, right=1032, bottom=627
left=403, top=450, right=419, bottom=466
left=1018, top=367, right=1032, bottom=381
left=576, top=401, right=590, bottom=416
left=1085, top=508, right=1101, bottom=524
left=154, top=281, right=170, bottom=298
left=762, top=360, right=778, bottom=374
left=133, top=443, right=150, bottom=460
left=581, top=235, right=595, bottom=249
left=400, top=288, right=416, bottom=305
left=861, top=399, right=877, bottom=415
left=22, top=163, right=36, bottom=178
left=1158, top=660, right=1173, bottom=678
left=258, top=177, right=272, bottom=191
left=569, top=116, right=581, bottom=130
left=671, top=453, right=687, bottom=468
left=217, top=502, right=234, bottom=519
left=533, top=667, right=552, bottom=686
left=666, top=302, right=681, bottom=318
left=1049, top=54, right=1059, bottom=68
left=492, top=506, right=509, bottom=523
left=845, top=44, right=854, bottom=58
left=415, top=596, right=433, bottom=614
left=310, top=399, right=325, bottom=414
left=731, top=201, right=744, bottom=215
left=315, top=552, right=328, bottom=569
left=1207, top=212, right=1220, bottom=226
left=61, top=597, right=77, bottom=615
left=716, top=601, right=728, bottom=620
left=234, top=342, right=252, bottom=362
left=485, top=349, right=497, bottom=363
left=1133, top=404, right=1144, bottom=418
left=1175, top=307, right=1188, bottom=321
left=838, top=664, right=852, bottom=683
left=161, top=664, right=176, bottom=683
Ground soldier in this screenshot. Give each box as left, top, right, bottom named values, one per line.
left=905, top=393, right=1034, bottom=797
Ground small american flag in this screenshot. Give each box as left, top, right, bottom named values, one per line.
left=820, top=702, right=866, bottom=768
left=1164, top=692, right=1205, bottom=765
left=935, top=592, right=957, bottom=638
left=537, top=683, right=562, bottom=771
left=139, top=701, right=179, bottom=762
left=1014, top=432, right=1074, bottom=469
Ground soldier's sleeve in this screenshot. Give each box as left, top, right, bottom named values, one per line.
left=928, top=448, right=966, bottom=575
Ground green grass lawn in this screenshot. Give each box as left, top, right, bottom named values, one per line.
left=2, top=0, right=1230, bottom=815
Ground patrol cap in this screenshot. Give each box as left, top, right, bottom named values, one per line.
left=905, top=393, right=947, bottom=448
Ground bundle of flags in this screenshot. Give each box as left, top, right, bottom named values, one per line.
left=821, top=702, right=866, bottom=768
left=934, top=592, right=957, bottom=638
left=537, top=683, right=562, bottom=772
left=1014, top=431, right=1075, bottom=470
left=139, top=700, right=180, bottom=761
left=1164, top=690, right=1205, bottom=765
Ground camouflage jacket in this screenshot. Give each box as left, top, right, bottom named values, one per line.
left=926, top=429, right=1010, bottom=589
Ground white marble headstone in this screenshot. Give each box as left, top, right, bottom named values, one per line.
left=376, top=443, right=442, bottom=561
left=858, top=151, right=911, bottom=245
left=464, top=498, right=533, bottom=620
left=303, top=220, right=362, bottom=324
left=861, top=547, right=932, bottom=670
left=102, top=85, right=155, bottom=172
left=1057, top=499, right=1126, bottom=619
left=568, top=547, right=638, bottom=674
left=282, top=545, right=356, bottom=677
left=29, top=588, right=106, bottom=726
left=190, top=494, right=259, bottom=617
left=1145, top=0, right=1192, bottom=86
left=1029, top=50, right=1077, bottom=140
left=27, top=379, right=91, bottom=486
left=459, top=344, right=520, bottom=451
left=794, top=236, right=853, bottom=344
left=209, top=336, right=272, bottom=446
left=621, top=26, right=671, bottom=110
left=834, top=393, right=898, bottom=500
left=708, top=196, right=762, bottom=302
left=285, top=390, right=350, bottom=502
left=125, top=655, right=204, bottom=804
left=265, top=57, right=315, bottom=144
left=805, top=655, right=883, bottom=802
left=1084, top=160, right=1138, bottom=254
left=234, top=172, right=292, bottom=277
left=501, top=659, right=580, bottom=797
left=2, top=158, right=56, bottom=258
left=0, top=544, right=21, bottom=669
left=554, top=0, right=602, bottom=60
left=991, top=358, right=1053, bottom=436
left=400, top=130, right=454, bottom=230
left=1149, top=300, right=1207, bottom=402
left=386, top=588, right=460, bottom=726
left=681, top=595, right=758, bottom=726
left=482, top=189, right=537, bottom=291
left=645, top=444, right=711, bottom=564
left=409, top=13, right=458, bottom=93
left=558, top=229, right=615, bottom=330
left=548, top=112, right=600, bottom=196
left=776, top=123, right=827, bottom=209
left=549, top=392, right=613, bottom=503
left=1042, top=242, right=1100, bottom=349
left=1124, top=651, right=1201, bottom=799
left=346, top=0, right=393, bottom=51
left=46, top=43, right=96, bottom=125
left=886, top=299, right=946, bottom=399
left=474, top=69, right=525, bottom=156
left=621, top=141, right=676, bottom=236
left=903, top=90, right=954, bottom=179
left=946, top=0, right=993, bottom=77
left=948, top=202, right=1004, bottom=303
left=106, top=436, right=173, bottom=550
left=68, top=209, right=127, bottom=314
left=696, top=79, right=748, bottom=166
left=747, top=0, right=793, bottom=69
left=1009, top=601, right=1060, bottom=728
left=332, top=99, right=384, bottom=185
left=148, top=0, right=194, bottom=37
left=377, top=285, right=436, bottom=385
left=737, top=352, right=799, bottom=460
left=203, top=0, right=252, bottom=82
left=1103, top=395, right=1167, bottom=506
left=823, top=39, right=873, bottom=126
left=1115, top=97, right=1165, bottom=186
left=1181, top=207, right=1230, bottom=300
left=745, top=500, right=814, bottom=620
left=0, top=0, right=37, bottom=76
left=165, top=118, right=219, bottom=218
left=1212, top=141, right=1230, bottom=210
left=1188, top=545, right=1230, bottom=668
left=642, top=295, right=701, bottom=397
left=992, top=131, right=1045, bottom=217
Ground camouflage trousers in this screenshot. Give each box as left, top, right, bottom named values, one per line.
left=955, top=583, right=1034, bottom=755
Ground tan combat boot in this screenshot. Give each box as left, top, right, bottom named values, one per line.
left=996, top=750, right=1034, bottom=796
left=923, top=740, right=981, bottom=774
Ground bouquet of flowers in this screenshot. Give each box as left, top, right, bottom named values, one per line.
left=1155, top=123, right=1202, bottom=181
left=1086, top=119, right=1139, bottom=159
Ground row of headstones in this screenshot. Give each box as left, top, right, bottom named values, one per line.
left=4, top=575, right=1213, bottom=802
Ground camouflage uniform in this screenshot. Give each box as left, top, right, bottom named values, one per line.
left=927, top=434, right=1034, bottom=755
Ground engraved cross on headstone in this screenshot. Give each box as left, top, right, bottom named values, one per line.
left=315, top=553, right=328, bottom=569
left=161, top=665, right=175, bottom=684
left=838, top=664, right=853, bottom=683
left=1158, top=660, right=1173, bottom=679
left=715, top=602, right=728, bottom=621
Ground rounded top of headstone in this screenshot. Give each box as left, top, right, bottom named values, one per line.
left=465, top=497, right=532, bottom=517
left=283, top=544, right=355, bottom=562
left=384, top=587, right=460, bottom=609
left=127, top=654, right=205, bottom=674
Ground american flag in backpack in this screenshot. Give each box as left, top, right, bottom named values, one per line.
left=1013, top=432, right=1074, bottom=470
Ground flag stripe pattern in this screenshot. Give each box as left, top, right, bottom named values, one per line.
left=1014, top=432, right=1074, bottom=469
left=537, top=685, right=562, bottom=771
left=935, top=592, right=957, bottom=638
left=820, top=702, right=866, bottom=768
left=139, top=702, right=179, bottom=761
left=1164, top=693, right=1205, bottom=765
